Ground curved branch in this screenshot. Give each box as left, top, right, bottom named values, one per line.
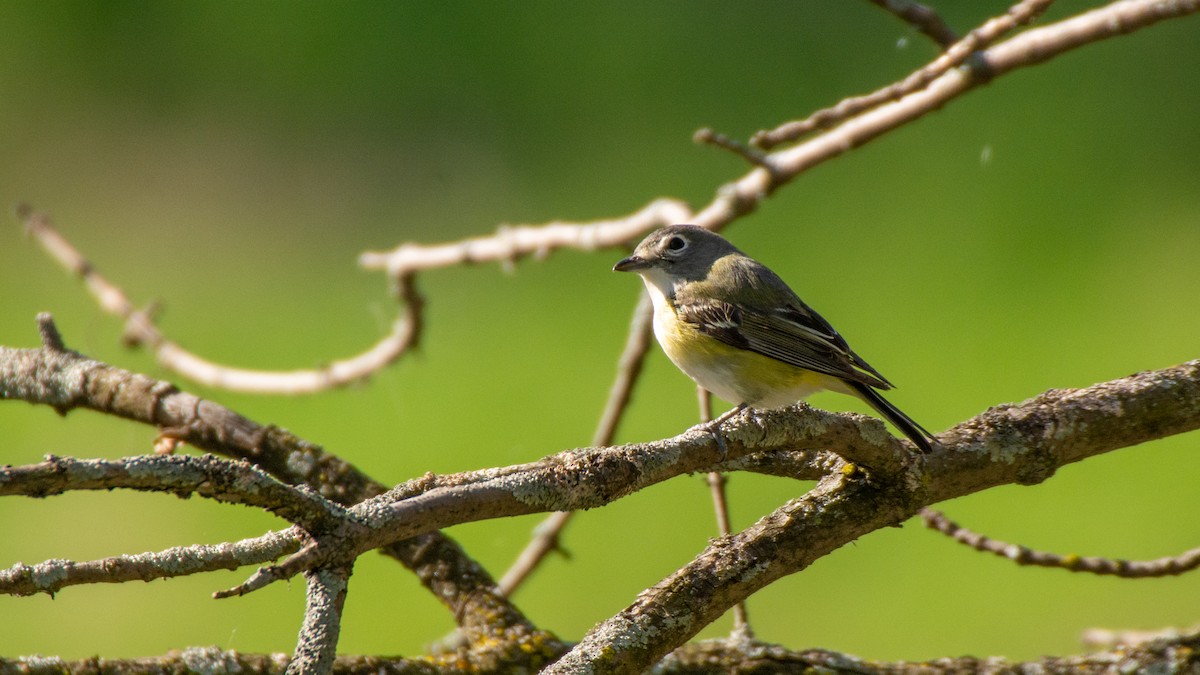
left=18, top=206, right=425, bottom=395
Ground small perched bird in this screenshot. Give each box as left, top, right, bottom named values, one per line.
left=613, top=224, right=933, bottom=452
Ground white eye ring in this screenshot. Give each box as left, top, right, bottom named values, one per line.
left=664, top=235, right=688, bottom=253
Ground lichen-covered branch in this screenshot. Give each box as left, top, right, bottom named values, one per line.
left=0, top=320, right=544, bottom=651
left=3, top=623, right=1198, bottom=674
left=546, top=361, right=1200, bottom=673
left=286, top=566, right=351, bottom=675
left=0, top=454, right=346, bottom=533
left=0, top=531, right=297, bottom=598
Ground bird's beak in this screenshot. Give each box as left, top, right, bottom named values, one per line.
left=613, top=255, right=649, bottom=272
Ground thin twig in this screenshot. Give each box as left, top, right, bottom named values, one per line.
left=497, top=291, right=656, bottom=597
left=866, top=0, right=960, bottom=47
left=920, top=508, right=1200, bottom=578
left=699, top=387, right=753, bottom=640
left=358, top=198, right=692, bottom=279
left=753, top=0, right=1055, bottom=149
left=693, top=128, right=773, bottom=169
left=19, top=206, right=425, bottom=395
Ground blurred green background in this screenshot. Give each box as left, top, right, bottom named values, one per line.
left=1, top=0, right=1198, bottom=664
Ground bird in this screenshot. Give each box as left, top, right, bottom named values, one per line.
left=613, top=224, right=933, bottom=452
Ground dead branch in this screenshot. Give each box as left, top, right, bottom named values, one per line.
left=0, top=317, right=547, bottom=652
left=18, top=206, right=425, bottom=395
left=921, top=507, right=1200, bottom=577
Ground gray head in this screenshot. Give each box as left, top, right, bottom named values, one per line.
left=612, top=225, right=741, bottom=282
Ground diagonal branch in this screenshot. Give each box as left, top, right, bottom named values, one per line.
left=866, top=0, right=961, bottom=48
left=497, top=290, right=656, bottom=597
left=753, top=0, right=1055, bottom=149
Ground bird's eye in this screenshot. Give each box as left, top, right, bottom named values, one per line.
left=665, top=236, right=687, bottom=252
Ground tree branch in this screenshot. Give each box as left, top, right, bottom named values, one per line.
left=0, top=319, right=547, bottom=651
left=920, top=507, right=1200, bottom=577
left=497, top=290, right=655, bottom=597
left=866, top=0, right=961, bottom=48
left=0, top=454, right=346, bottom=533
left=286, top=566, right=351, bottom=675
left=0, top=530, right=297, bottom=597
left=754, top=0, right=1055, bottom=149
left=546, top=360, right=1200, bottom=673
left=18, top=206, right=425, bottom=395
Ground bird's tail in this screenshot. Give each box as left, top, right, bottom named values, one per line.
left=847, top=381, right=935, bottom=453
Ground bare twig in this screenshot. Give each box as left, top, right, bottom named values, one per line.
left=19, top=206, right=425, bottom=395
left=693, top=127, right=773, bottom=169
left=753, top=0, right=1056, bottom=149
left=497, top=291, right=655, bottom=597
left=920, top=508, right=1200, bottom=577
left=358, top=198, right=693, bottom=279
left=866, top=0, right=961, bottom=47
left=699, top=387, right=753, bottom=640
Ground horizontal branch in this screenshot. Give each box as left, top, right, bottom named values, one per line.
left=0, top=454, right=347, bottom=533
left=219, top=361, right=1200, bottom=608
left=4, top=625, right=1199, bottom=674
left=0, top=530, right=297, bottom=597
left=358, top=198, right=692, bottom=278
left=920, top=507, right=1200, bottom=578
left=0, top=318, right=548, bottom=649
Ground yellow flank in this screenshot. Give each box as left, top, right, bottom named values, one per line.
left=647, top=285, right=846, bottom=408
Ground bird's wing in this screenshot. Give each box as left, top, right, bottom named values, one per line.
left=676, top=297, right=893, bottom=390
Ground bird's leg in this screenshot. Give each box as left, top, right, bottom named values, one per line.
left=703, top=402, right=747, bottom=460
